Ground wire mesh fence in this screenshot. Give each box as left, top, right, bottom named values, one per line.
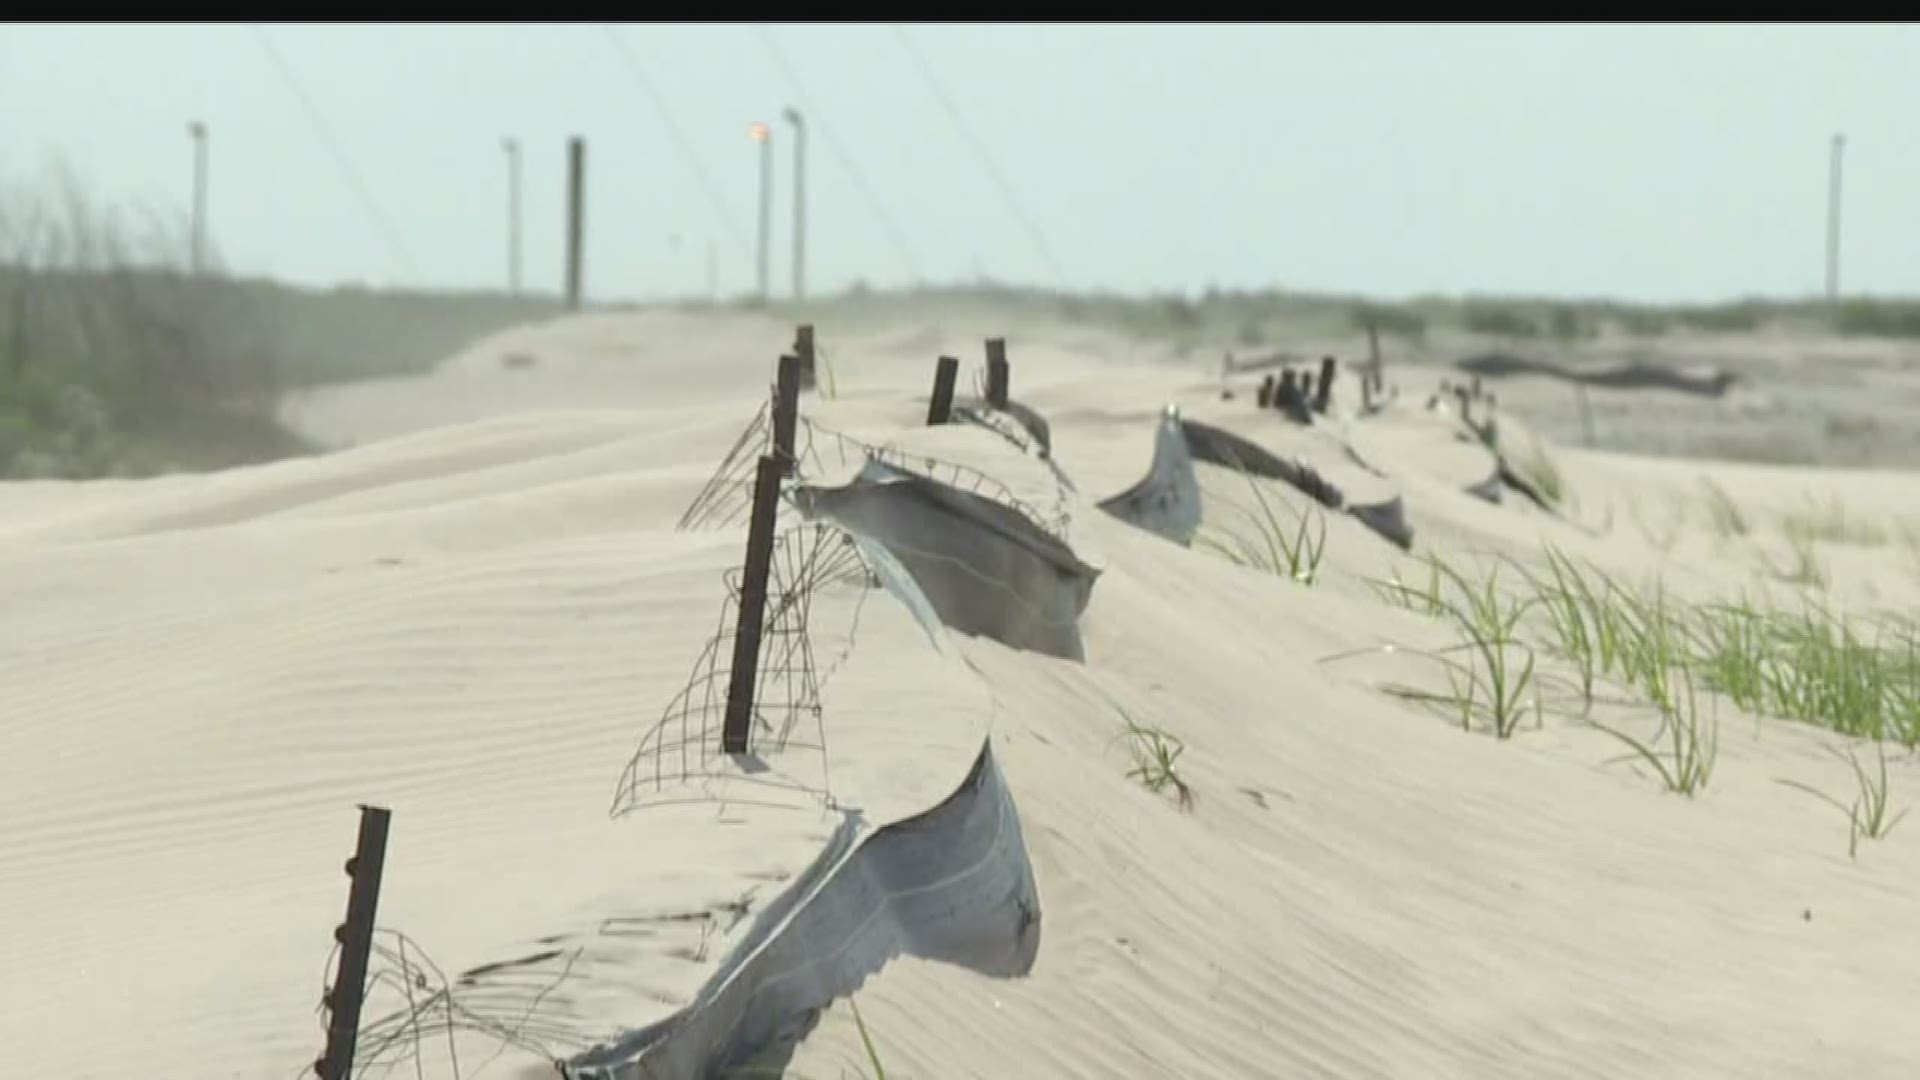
left=677, top=393, right=1070, bottom=542
left=608, top=517, right=876, bottom=818
left=299, top=929, right=583, bottom=1080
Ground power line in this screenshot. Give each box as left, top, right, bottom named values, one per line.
left=601, top=25, right=752, bottom=262
left=753, top=25, right=926, bottom=283
left=248, top=25, right=420, bottom=281
left=886, top=24, right=1066, bottom=288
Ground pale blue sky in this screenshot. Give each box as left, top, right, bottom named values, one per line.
left=3, top=22, right=1914, bottom=303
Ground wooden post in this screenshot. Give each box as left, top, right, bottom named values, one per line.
left=8, top=284, right=27, bottom=377
left=564, top=137, right=585, bottom=310
left=928, top=356, right=959, bottom=425
left=1367, top=325, right=1381, bottom=381
left=722, top=455, right=784, bottom=755
left=1256, top=374, right=1274, bottom=409
left=794, top=324, right=817, bottom=391
left=772, top=354, right=800, bottom=473
left=1277, top=369, right=1298, bottom=412
left=315, top=805, right=392, bottom=1080
left=985, top=337, right=1009, bottom=409
left=1314, top=355, right=1337, bottom=415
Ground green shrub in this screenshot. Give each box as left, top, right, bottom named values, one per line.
left=1831, top=299, right=1920, bottom=339
left=1675, top=303, right=1765, bottom=333
left=1352, top=303, right=1428, bottom=342
left=1461, top=301, right=1541, bottom=338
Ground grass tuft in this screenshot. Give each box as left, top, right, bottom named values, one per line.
left=1380, top=556, right=1542, bottom=740
left=1764, top=529, right=1829, bottom=589
left=1510, top=432, right=1565, bottom=507
left=1197, top=471, right=1328, bottom=586
left=1782, top=495, right=1885, bottom=547
left=849, top=998, right=890, bottom=1080
left=1593, top=662, right=1719, bottom=796
left=1700, top=479, right=1750, bottom=540
left=1118, top=712, right=1195, bottom=810
left=1369, top=555, right=1446, bottom=618
left=1778, top=741, right=1910, bottom=859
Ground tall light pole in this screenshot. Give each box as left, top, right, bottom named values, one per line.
left=1826, top=133, right=1845, bottom=304
left=750, top=120, right=772, bottom=302
left=502, top=137, right=522, bottom=297
left=187, top=121, right=208, bottom=275
left=782, top=106, right=806, bottom=302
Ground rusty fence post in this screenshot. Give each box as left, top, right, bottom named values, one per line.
left=315, top=804, right=392, bottom=1080
left=928, top=356, right=959, bottom=425
left=985, top=337, right=1009, bottom=409
left=1314, top=355, right=1337, bottom=415
left=794, top=324, right=818, bottom=391
left=772, top=354, right=800, bottom=473
left=722, top=454, right=784, bottom=755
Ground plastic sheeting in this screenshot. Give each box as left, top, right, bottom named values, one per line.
left=564, top=739, right=1041, bottom=1080
left=792, top=458, right=1100, bottom=662
left=1097, top=405, right=1202, bottom=547
left=1178, top=418, right=1344, bottom=509
left=1347, top=496, right=1415, bottom=551
left=1178, top=418, right=1416, bottom=552
left=955, top=397, right=1053, bottom=457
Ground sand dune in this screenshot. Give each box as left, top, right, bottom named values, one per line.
left=3, top=301, right=1917, bottom=1079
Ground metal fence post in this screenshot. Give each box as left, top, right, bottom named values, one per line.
left=984, top=337, right=1009, bottom=410
left=794, top=324, right=817, bottom=391
left=928, top=356, right=959, bottom=425
left=315, top=805, right=392, bottom=1080
left=722, top=455, right=784, bottom=754
left=772, top=354, right=800, bottom=473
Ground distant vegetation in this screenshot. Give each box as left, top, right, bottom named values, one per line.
left=826, top=281, right=1920, bottom=346
left=8, top=171, right=1920, bottom=484
left=0, top=173, right=559, bottom=479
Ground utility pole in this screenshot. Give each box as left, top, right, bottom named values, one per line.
left=565, top=136, right=585, bottom=310
left=750, top=121, right=772, bottom=302
left=502, top=137, right=522, bottom=297
left=187, top=121, right=208, bottom=275
left=1826, top=133, right=1845, bottom=304
left=782, top=107, right=807, bottom=302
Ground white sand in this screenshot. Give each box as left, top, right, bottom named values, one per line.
left=3, top=301, right=1917, bottom=1079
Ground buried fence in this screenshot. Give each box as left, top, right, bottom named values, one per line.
left=629, top=434, right=1087, bottom=812
left=676, top=382, right=1071, bottom=543
left=650, top=351, right=1084, bottom=815
left=307, top=926, right=586, bottom=1080
left=793, top=455, right=1101, bottom=662
left=302, top=813, right=589, bottom=1080
left=319, top=738, right=1041, bottom=1080
left=609, top=514, right=874, bottom=816
left=288, top=345, right=1125, bottom=1080
left=1096, top=404, right=1203, bottom=547
left=568, top=738, right=1040, bottom=1080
